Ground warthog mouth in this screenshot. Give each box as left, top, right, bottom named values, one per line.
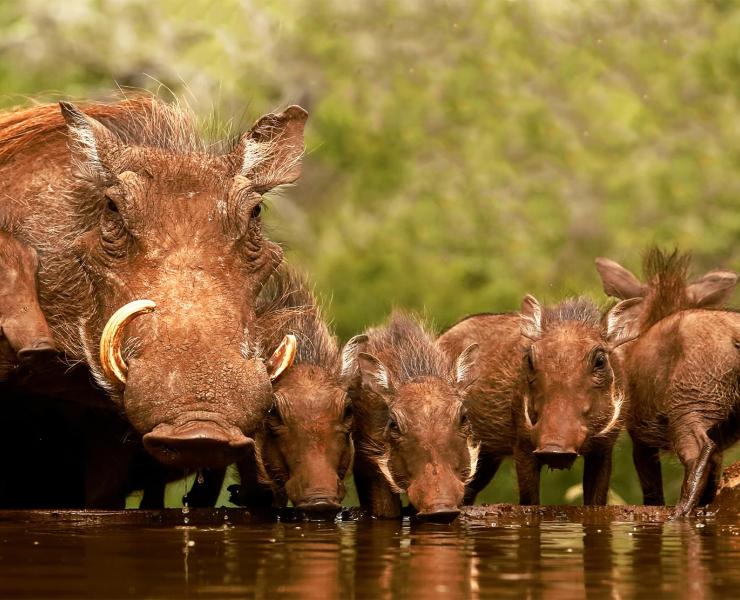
left=143, top=419, right=251, bottom=469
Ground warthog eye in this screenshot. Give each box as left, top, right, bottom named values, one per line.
left=592, top=351, right=607, bottom=371
left=386, top=418, right=400, bottom=436
left=342, top=403, right=353, bottom=422
left=105, top=196, right=119, bottom=213
left=267, top=404, right=283, bottom=428
left=459, top=411, right=470, bottom=428
left=251, top=203, right=263, bottom=219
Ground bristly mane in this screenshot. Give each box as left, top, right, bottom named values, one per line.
left=541, top=298, right=601, bottom=330
left=364, top=311, right=451, bottom=385
left=0, top=95, right=239, bottom=166
left=639, top=248, right=692, bottom=331
left=255, top=267, right=340, bottom=372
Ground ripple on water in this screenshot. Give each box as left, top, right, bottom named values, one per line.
left=0, top=513, right=737, bottom=598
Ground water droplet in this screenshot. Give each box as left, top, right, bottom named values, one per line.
left=197, top=471, right=205, bottom=485
left=183, top=517, right=190, bottom=525
left=187, top=540, right=195, bottom=547
left=182, top=506, right=190, bottom=515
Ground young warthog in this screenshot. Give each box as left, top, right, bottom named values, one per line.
left=0, top=97, right=304, bottom=472
left=438, top=297, right=636, bottom=505
left=230, top=268, right=354, bottom=512
left=0, top=230, right=55, bottom=379
left=596, top=249, right=739, bottom=516
left=348, top=312, right=479, bottom=521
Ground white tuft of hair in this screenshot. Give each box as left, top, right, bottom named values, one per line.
left=522, top=394, right=534, bottom=429
left=596, top=383, right=624, bottom=437
left=465, top=439, right=481, bottom=484
left=375, top=454, right=404, bottom=494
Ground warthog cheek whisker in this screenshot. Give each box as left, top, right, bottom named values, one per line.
left=375, top=454, right=404, bottom=494
left=522, top=394, right=534, bottom=430
left=596, top=387, right=623, bottom=437
left=465, top=439, right=481, bottom=484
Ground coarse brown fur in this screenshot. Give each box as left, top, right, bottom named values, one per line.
left=348, top=311, right=479, bottom=519
left=596, top=248, right=739, bottom=516
left=0, top=94, right=308, bottom=474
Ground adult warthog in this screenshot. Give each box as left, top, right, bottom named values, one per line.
left=0, top=96, right=302, bottom=470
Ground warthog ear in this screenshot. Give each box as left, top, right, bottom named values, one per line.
left=59, top=102, right=118, bottom=176
left=454, top=343, right=479, bottom=389
left=520, top=294, right=542, bottom=340
left=595, top=257, right=647, bottom=300
left=340, top=334, right=368, bottom=380
left=236, top=105, right=308, bottom=190
left=687, top=270, right=738, bottom=308
left=266, top=334, right=298, bottom=382
left=357, top=352, right=393, bottom=396
left=605, top=297, right=644, bottom=349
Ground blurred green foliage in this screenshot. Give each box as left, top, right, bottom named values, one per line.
left=1, top=0, right=738, bottom=506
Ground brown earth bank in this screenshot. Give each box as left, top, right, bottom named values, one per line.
left=0, top=501, right=734, bottom=528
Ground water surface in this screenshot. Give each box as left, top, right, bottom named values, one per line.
left=0, top=509, right=738, bottom=598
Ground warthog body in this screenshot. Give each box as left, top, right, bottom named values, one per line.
left=0, top=97, right=306, bottom=472
left=0, top=230, right=55, bottom=379
left=347, top=312, right=479, bottom=520
left=229, top=268, right=354, bottom=512
left=437, top=312, right=520, bottom=503
left=438, top=297, right=634, bottom=505
left=596, top=249, right=739, bottom=516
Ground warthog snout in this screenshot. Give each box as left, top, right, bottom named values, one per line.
left=533, top=445, right=579, bottom=470
left=415, top=506, right=462, bottom=523
left=286, top=463, right=344, bottom=513
left=143, top=419, right=251, bottom=469
left=294, top=497, right=343, bottom=513
left=16, top=338, right=56, bottom=366
left=407, top=464, right=466, bottom=522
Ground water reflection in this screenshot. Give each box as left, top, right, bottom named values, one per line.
left=0, top=514, right=737, bottom=598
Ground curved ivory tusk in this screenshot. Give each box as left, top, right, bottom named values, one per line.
left=266, top=334, right=297, bottom=381
left=99, top=299, right=156, bottom=385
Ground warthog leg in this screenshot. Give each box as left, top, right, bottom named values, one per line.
left=583, top=447, right=612, bottom=506
left=463, top=453, right=501, bottom=505
left=514, top=443, right=541, bottom=505
left=354, top=454, right=402, bottom=518
left=699, top=449, right=723, bottom=506
left=673, top=435, right=718, bottom=518
left=632, top=437, right=664, bottom=506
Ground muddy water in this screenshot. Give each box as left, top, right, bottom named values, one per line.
left=0, top=509, right=738, bottom=599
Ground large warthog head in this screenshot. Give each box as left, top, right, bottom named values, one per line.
left=60, top=100, right=306, bottom=468
left=517, top=295, right=639, bottom=469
